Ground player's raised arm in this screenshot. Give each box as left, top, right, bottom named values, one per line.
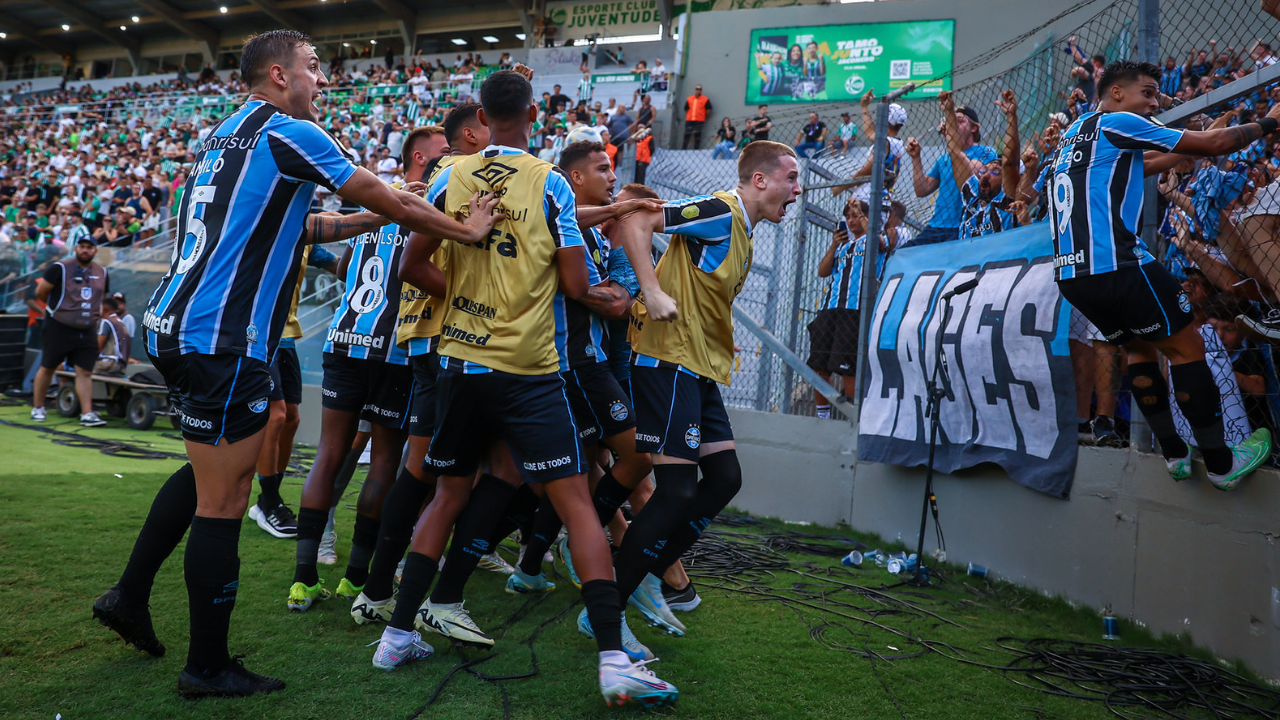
left=337, top=168, right=503, bottom=242
left=617, top=206, right=677, bottom=321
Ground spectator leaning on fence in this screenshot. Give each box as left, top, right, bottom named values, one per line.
left=904, top=96, right=997, bottom=247
left=808, top=198, right=883, bottom=419
left=832, top=91, right=907, bottom=214
left=942, top=89, right=1021, bottom=240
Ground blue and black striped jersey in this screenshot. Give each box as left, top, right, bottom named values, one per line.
left=145, top=100, right=358, bottom=361
left=1048, top=111, right=1183, bottom=280
left=323, top=214, right=409, bottom=365
left=821, top=221, right=883, bottom=311
left=959, top=176, right=1019, bottom=239
left=554, top=225, right=610, bottom=369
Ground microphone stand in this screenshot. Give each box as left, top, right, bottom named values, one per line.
left=908, top=292, right=956, bottom=587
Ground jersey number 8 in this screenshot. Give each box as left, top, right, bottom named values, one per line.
left=349, top=255, right=386, bottom=314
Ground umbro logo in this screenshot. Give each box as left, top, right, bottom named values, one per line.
left=472, top=162, right=518, bottom=186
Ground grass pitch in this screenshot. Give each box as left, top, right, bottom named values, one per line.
left=0, top=400, right=1264, bottom=719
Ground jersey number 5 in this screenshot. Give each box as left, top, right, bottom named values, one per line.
left=175, top=185, right=216, bottom=274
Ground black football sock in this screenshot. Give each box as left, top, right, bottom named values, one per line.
left=612, top=463, right=699, bottom=602
left=343, top=513, right=379, bottom=588
left=429, top=474, right=515, bottom=605
left=591, top=467, right=635, bottom=527
left=1127, top=361, right=1188, bottom=460
left=650, top=450, right=742, bottom=572
left=389, top=552, right=437, bottom=632
left=486, top=483, right=540, bottom=548
left=256, top=472, right=284, bottom=510
left=293, top=507, right=328, bottom=587
left=519, top=494, right=563, bottom=577
left=184, top=516, right=241, bottom=677
left=118, top=463, right=196, bottom=604
left=364, top=467, right=432, bottom=602
left=581, top=579, right=623, bottom=653
left=1169, top=360, right=1232, bottom=474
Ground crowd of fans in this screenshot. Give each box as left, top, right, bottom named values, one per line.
left=798, top=33, right=1280, bottom=457
left=0, top=49, right=673, bottom=306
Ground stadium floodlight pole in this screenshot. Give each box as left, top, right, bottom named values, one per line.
left=854, top=82, right=914, bottom=412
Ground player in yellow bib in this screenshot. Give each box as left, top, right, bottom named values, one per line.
left=369, top=70, right=679, bottom=708
left=611, top=141, right=802, bottom=633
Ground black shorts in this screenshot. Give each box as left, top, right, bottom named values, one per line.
left=563, top=362, right=636, bottom=445
left=41, top=318, right=97, bottom=371
left=630, top=364, right=733, bottom=462
left=1058, top=263, right=1193, bottom=346
left=149, top=352, right=273, bottom=445
left=806, top=308, right=860, bottom=374
left=268, top=347, right=303, bottom=404
left=426, top=364, right=587, bottom=483
left=408, top=351, right=440, bottom=438
left=320, top=353, right=414, bottom=430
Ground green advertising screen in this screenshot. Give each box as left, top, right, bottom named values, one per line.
left=746, top=20, right=955, bottom=104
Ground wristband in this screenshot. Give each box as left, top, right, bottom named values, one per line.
left=1259, top=117, right=1279, bottom=135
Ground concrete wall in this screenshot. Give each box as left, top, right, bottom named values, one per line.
left=725, top=407, right=1280, bottom=680
left=292, top=385, right=1280, bottom=678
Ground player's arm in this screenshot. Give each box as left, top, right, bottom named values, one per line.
left=336, top=168, right=501, bottom=242
left=556, top=246, right=591, bottom=301
left=939, top=92, right=973, bottom=191
left=578, top=280, right=633, bottom=319
left=818, top=223, right=849, bottom=278
left=398, top=231, right=446, bottom=298
left=576, top=197, right=665, bottom=229
left=308, top=244, right=341, bottom=275
left=996, top=89, right=1021, bottom=199
left=1167, top=108, right=1280, bottom=157
left=1144, top=109, right=1237, bottom=176
left=98, top=321, right=108, bottom=352
left=616, top=206, right=676, bottom=320
left=303, top=211, right=388, bottom=246
left=548, top=171, right=590, bottom=302
left=336, top=242, right=355, bottom=278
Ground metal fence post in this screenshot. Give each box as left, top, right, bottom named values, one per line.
left=781, top=166, right=810, bottom=415
left=853, top=92, right=898, bottom=411
left=1133, top=0, right=1160, bottom=452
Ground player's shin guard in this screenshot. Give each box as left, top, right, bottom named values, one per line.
left=344, top=514, right=380, bottom=588
left=1127, top=362, right=1188, bottom=461
left=518, top=494, right=563, bottom=576
left=1169, top=360, right=1232, bottom=474
left=581, top=579, right=624, bottom=653
left=118, top=463, right=196, bottom=604
left=364, top=467, right=432, bottom=602
left=429, top=474, right=515, bottom=604
left=651, top=450, right=743, bottom=572
left=612, top=463, right=699, bottom=601
left=184, top=516, right=241, bottom=677
left=293, top=507, right=328, bottom=587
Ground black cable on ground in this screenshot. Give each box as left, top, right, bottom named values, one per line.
left=0, top=417, right=188, bottom=460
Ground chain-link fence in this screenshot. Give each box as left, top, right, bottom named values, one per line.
left=644, top=0, right=1280, bottom=464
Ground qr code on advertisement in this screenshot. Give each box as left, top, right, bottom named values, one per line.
left=889, top=60, right=911, bottom=80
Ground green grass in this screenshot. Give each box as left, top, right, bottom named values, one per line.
left=0, top=401, right=1266, bottom=719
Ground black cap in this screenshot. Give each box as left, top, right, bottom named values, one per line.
left=75, top=236, right=95, bottom=247
left=955, top=105, right=982, bottom=141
